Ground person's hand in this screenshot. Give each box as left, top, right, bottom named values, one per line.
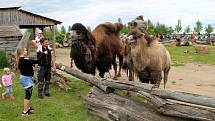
left=52, top=66, right=56, bottom=72
left=44, top=51, right=48, bottom=54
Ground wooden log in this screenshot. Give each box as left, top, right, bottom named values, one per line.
left=151, top=89, right=215, bottom=109
left=56, top=63, right=113, bottom=93
left=51, top=72, right=71, bottom=91
left=85, top=87, right=185, bottom=121
left=55, top=63, right=215, bottom=109
left=138, top=91, right=215, bottom=121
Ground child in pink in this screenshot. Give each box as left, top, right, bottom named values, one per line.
left=1, top=68, right=15, bottom=100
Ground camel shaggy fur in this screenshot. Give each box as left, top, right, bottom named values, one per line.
left=65, top=22, right=124, bottom=79
left=123, top=28, right=171, bottom=88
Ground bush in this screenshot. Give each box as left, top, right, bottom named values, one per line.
left=0, top=51, right=8, bottom=69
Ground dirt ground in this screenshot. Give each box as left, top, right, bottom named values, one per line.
left=56, top=48, right=215, bottom=97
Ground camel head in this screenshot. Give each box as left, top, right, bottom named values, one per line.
left=127, top=28, right=148, bottom=46
left=64, top=23, right=88, bottom=46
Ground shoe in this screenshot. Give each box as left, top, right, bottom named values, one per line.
left=38, top=93, right=44, bottom=99
left=10, top=96, right=14, bottom=100
left=2, top=94, right=6, bottom=100
left=28, top=107, right=34, bottom=113
left=21, top=111, right=30, bottom=116
left=44, top=93, right=50, bottom=97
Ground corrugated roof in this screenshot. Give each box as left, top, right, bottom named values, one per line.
left=0, top=26, right=23, bottom=37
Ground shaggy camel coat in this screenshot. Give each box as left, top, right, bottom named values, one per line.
left=128, top=29, right=171, bottom=88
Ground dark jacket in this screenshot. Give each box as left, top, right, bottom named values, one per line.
left=37, top=46, right=52, bottom=67
left=18, top=57, right=38, bottom=77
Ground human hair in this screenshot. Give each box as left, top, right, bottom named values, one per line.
left=3, top=67, right=10, bottom=75
left=40, top=38, right=48, bottom=44
left=15, top=48, right=25, bottom=71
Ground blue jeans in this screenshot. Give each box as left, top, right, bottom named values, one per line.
left=2, top=85, right=13, bottom=96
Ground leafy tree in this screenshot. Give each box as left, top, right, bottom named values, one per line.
left=121, top=24, right=129, bottom=34
left=167, top=27, right=174, bottom=35
left=205, top=24, right=214, bottom=35
left=154, top=22, right=169, bottom=35
left=61, top=26, right=66, bottom=34
left=184, top=25, right=191, bottom=34
left=118, top=18, right=122, bottom=23
left=43, top=27, right=52, bottom=40
left=194, top=20, right=203, bottom=34
left=175, top=20, right=182, bottom=34
left=87, top=26, right=91, bottom=32
left=68, top=26, right=72, bottom=31
left=146, top=19, right=155, bottom=35
left=56, top=31, right=65, bottom=44
left=27, top=29, right=34, bottom=40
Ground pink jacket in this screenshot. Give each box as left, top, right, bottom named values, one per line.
left=2, top=72, right=15, bottom=87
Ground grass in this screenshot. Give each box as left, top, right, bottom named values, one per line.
left=166, top=46, right=215, bottom=66
left=0, top=71, right=105, bottom=121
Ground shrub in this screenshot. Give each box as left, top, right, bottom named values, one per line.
left=0, top=51, right=8, bottom=69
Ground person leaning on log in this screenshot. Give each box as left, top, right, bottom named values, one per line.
left=37, top=38, right=56, bottom=99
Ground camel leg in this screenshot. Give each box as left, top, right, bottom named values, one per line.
left=70, top=58, right=73, bottom=68
left=150, top=70, right=162, bottom=88
left=117, top=55, right=123, bottom=77
left=163, top=67, right=170, bottom=89
left=138, top=70, right=150, bottom=83
left=113, top=57, right=118, bottom=80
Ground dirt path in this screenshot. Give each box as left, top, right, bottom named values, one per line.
left=56, top=48, right=215, bottom=97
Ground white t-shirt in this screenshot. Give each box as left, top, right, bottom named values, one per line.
left=35, top=35, right=52, bottom=52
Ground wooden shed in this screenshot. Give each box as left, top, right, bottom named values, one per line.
left=0, top=26, right=22, bottom=53
left=0, top=6, right=62, bottom=53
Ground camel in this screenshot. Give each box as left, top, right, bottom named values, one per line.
left=123, top=28, right=171, bottom=88
left=65, top=22, right=124, bottom=79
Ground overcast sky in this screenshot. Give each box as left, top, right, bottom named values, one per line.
left=1, top=0, right=215, bottom=31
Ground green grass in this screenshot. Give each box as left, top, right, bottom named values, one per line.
left=0, top=71, right=105, bottom=121
left=166, top=46, right=215, bottom=66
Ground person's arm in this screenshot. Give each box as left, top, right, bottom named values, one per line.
left=10, top=72, right=15, bottom=78
left=51, top=51, right=56, bottom=72
left=2, top=76, right=6, bottom=86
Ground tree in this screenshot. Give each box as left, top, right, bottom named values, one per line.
left=27, top=29, right=34, bottom=40
left=167, top=27, right=174, bottom=35
left=118, top=18, right=122, bottom=23
left=154, top=22, right=169, bottom=35
left=194, top=20, right=203, bottom=34
left=87, top=26, right=91, bottom=32
left=68, top=26, right=72, bottom=31
left=43, top=27, right=52, bottom=40
left=175, top=20, right=182, bottom=34
left=61, top=26, right=66, bottom=34
left=121, top=24, right=129, bottom=34
left=184, top=25, right=191, bottom=34
left=205, top=24, right=214, bottom=35
left=146, top=19, right=155, bottom=35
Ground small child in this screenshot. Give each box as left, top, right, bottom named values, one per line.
left=1, top=68, right=15, bottom=100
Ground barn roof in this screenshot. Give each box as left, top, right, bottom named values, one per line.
left=0, top=26, right=22, bottom=37
left=0, top=6, right=62, bottom=27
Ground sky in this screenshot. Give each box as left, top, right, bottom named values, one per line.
left=1, top=0, right=215, bottom=31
